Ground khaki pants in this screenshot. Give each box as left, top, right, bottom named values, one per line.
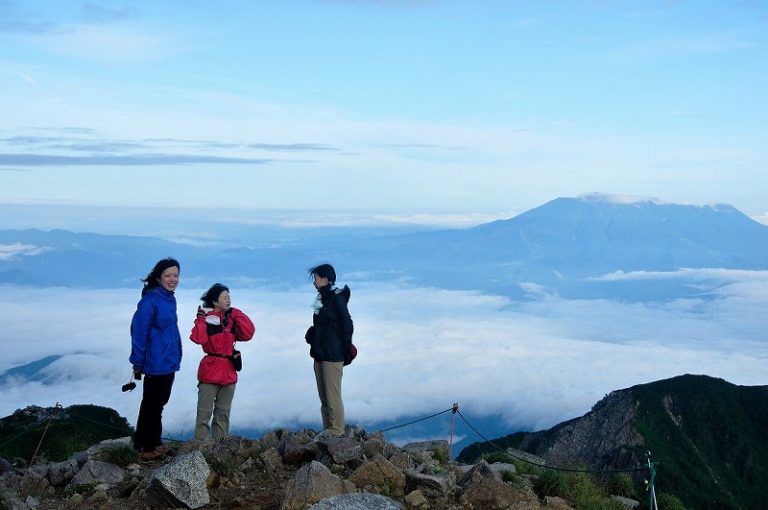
left=313, top=361, right=345, bottom=435
left=195, top=382, right=236, bottom=440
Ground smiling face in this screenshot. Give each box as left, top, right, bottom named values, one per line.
left=157, top=266, right=180, bottom=292
left=213, top=290, right=231, bottom=312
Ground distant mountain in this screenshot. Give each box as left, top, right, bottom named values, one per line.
left=2, top=195, right=766, bottom=300
left=0, top=404, right=132, bottom=464
left=0, top=355, right=63, bottom=385
left=457, top=374, right=768, bottom=510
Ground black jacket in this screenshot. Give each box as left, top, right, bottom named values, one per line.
left=306, top=285, right=353, bottom=362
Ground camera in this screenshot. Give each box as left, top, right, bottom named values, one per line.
left=121, top=371, right=142, bottom=392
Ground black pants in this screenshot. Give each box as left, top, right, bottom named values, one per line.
left=134, top=373, right=174, bottom=453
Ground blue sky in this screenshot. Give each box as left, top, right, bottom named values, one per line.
left=1, top=0, right=767, bottom=223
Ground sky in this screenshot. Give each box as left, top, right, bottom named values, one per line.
left=1, top=0, right=767, bottom=225
left=1, top=267, right=766, bottom=441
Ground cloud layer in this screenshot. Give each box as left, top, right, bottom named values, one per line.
left=1, top=270, right=766, bottom=439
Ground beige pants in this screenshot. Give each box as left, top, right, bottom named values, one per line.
left=195, top=382, right=236, bottom=440
left=313, top=361, right=345, bottom=435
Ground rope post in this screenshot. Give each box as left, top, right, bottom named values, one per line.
left=448, top=403, right=459, bottom=459
left=646, top=451, right=659, bottom=510
left=29, top=402, right=62, bottom=466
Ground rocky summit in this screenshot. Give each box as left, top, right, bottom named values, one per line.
left=0, top=427, right=642, bottom=510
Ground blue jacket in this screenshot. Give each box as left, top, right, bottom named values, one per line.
left=130, top=287, right=182, bottom=375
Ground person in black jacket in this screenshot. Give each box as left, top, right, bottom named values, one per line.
left=305, top=263, right=353, bottom=436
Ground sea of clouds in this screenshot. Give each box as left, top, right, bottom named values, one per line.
left=1, top=268, right=766, bottom=442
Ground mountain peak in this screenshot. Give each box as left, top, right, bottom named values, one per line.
left=568, top=192, right=735, bottom=212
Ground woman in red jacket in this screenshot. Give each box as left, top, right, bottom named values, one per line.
left=190, top=283, right=254, bottom=440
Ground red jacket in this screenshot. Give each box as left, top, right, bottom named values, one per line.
left=190, top=307, right=254, bottom=385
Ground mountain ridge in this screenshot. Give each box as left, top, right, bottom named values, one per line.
left=2, top=195, right=766, bottom=301
left=457, top=374, right=768, bottom=510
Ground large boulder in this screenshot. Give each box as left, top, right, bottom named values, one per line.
left=281, top=460, right=354, bottom=510
left=18, top=470, right=51, bottom=499
left=48, top=458, right=79, bottom=487
left=145, top=450, right=211, bottom=509
left=460, top=461, right=534, bottom=510
left=348, top=454, right=406, bottom=498
left=279, top=430, right=320, bottom=465
left=309, top=492, right=402, bottom=509
left=404, top=470, right=456, bottom=499
left=316, top=436, right=364, bottom=467
left=70, top=460, right=126, bottom=487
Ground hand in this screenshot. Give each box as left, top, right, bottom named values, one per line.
left=132, top=369, right=142, bottom=380
left=196, top=306, right=206, bottom=319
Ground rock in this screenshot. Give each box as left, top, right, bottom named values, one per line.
left=86, top=436, right=133, bottom=459
left=0, top=457, right=13, bottom=474
left=387, top=451, right=415, bottom=471
left=309, top=492, right=402, bottom=509
left=258, top=446, right=283, bottom=471
left=349, top=454, right=406, bottom=497
left=404, top=489, right=429, bottom=509
left=543, top=496, right=576, bottom=509
left=48, top=458, right=79, bottom=486
left=488, top=462, right=517, bottom=479
left=611, top=495, right=641, bottom=509
left=18, top=470, right=51, bottom=499
left=404, top=470, right=455, bottom=499
left=280, top=431, right=319, bottom=465
left=281, top=460, right=351, bottom=510
left=27, top=464, right=50, bottom=479
left=209, top=435, right=255, bottom=461
left=460, top=461, right=530, bottom=510
left=70, top=460, right=126, bottom=487
left=459, top=460, right=495, bottom=485
left=24, top=495, right=39, bottom=509
left=146, top=450, right=211, bottom=509
left=362, top=436, right=387, bottom=458
left=315, top=436, right=364, bottom=466
left=402, top=440, right=449, bottom=457
left=0, top=490, right=26, bottom=510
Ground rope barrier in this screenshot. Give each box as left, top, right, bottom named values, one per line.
left=0, top=421, right=42, bottom=448
left=65, top=410, right=134, bottom=434
left=375, top=406, right=455, bottom=433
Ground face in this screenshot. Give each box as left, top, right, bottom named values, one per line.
left=213, top=290, right=231, bottom=312
left=313, top=274, right=329, bottom=290
left=157, top=266, right=180, bottom=292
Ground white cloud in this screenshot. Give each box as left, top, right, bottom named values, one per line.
left=0, top=242, right=48, bottom=260
left=0, top=273, right=766, bottom=439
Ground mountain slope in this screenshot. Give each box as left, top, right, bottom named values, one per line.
left=457, top=374, right=768, bottom=510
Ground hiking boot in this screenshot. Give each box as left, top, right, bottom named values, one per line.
left=140, top=450, right=163, bottom=461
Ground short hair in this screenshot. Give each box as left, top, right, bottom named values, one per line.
left=201, top=283, right=230, bottom=308
left=309, top=263, right=336, bottom=284
left=141, top=257, right=180, bottom=295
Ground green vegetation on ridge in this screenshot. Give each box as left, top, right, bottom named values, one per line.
left=0, top=404, right=133, bottom=466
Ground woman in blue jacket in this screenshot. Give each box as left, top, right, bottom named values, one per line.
left=130, top=257, right=182, bottom=460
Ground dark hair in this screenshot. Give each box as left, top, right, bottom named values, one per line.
left=309, top=263, right=336, bottom=284
left=201, top=283, right=230, bottom=308
left=141, top=257, right=180, bottom=296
